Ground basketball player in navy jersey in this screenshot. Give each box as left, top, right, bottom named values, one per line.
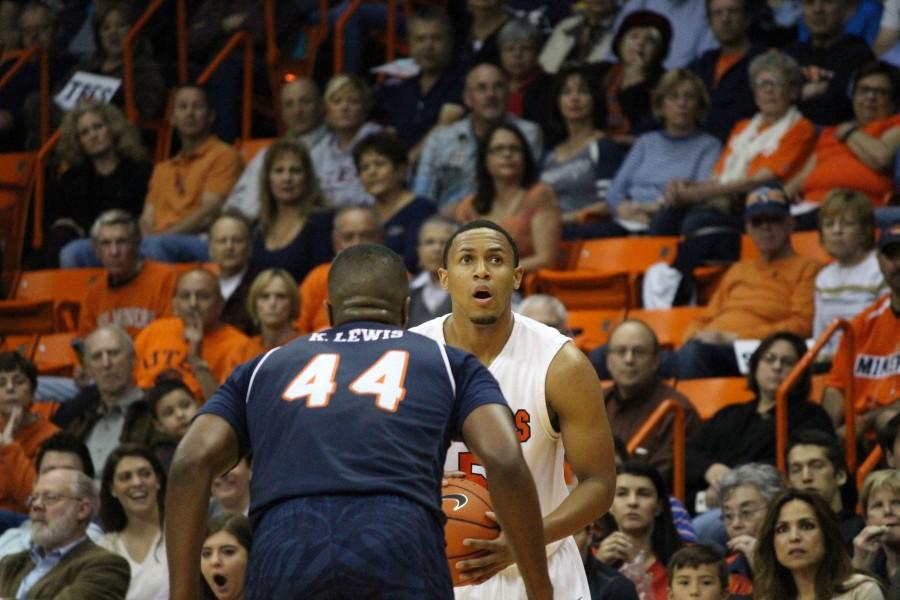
left=165, top=244, right=553, bottom=600
left=412, top=220, right=616, bottom=598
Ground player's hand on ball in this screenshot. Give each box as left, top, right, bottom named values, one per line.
left=456, top=512, right=513, bottom=584
left=441, top=470, right=466, bottom=487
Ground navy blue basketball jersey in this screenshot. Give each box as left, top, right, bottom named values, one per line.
left=199, top=321, right=509, bottom=527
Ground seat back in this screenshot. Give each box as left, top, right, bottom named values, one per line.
left=566, top=309, right=625, bottom=352
left=237, top=137, right=275, bottom=163
left=0, top=334, right=39, bottom=358
left=676, top=377, right=754, bottom=420
left=0, top=299, right=58, bottom=334
left=625, top=307, right=706, bottom=349
left=530, top=270, right=631, bottom=311
left=0, top=153, right=36, bottom=294
left=792, top=231, right=831, bottom=264
left=33, top=332, right=79, bottom=376
left=576, top=236, right=679, bottom=273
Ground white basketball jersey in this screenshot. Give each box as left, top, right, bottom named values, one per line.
left=411, top=313, right=571, bottom=550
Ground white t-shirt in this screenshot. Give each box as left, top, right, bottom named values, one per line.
left=98, top=531, right=169, bottom=600
left=813, top=251, right=886, bottom=353
left=881, top=0, right=899, bottom=30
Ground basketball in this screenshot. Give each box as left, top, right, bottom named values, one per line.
left=442, top=479, right=500, bottom=586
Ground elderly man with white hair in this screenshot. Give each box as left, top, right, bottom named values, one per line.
left=0, top=469, right=129, bottom=598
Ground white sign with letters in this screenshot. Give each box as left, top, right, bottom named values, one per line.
left=54, top=71, right=122, bottom=111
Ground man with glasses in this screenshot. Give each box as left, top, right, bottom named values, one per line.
left=413, top=63, right=542, bottom=212
left=603, top=320, right=700, bottom=484
left=675, top=185, right=823, bottom=379
left=0, top=469, right=129, bottom=598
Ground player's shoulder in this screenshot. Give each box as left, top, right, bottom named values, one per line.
left=408, top=314, right=450, bottom=342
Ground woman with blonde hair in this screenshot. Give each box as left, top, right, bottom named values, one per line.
left=852, top=470, right=900, bottom=584
left=228, top=269, right=301, bottom=364
left=250, top=139, right=334, bottom=284
left=53, top=100, right=151, bottom=267
left=310, top=74, right=382, bottom=207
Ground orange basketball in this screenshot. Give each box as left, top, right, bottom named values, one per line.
left=442, top=479, right=500, bottom=587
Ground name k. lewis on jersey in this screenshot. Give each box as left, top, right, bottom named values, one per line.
left=309, top=329, right=405, bottom=343
left=854, top=352, right=900, bottom=379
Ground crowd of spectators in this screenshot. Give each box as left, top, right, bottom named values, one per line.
left=1, top=0, right=900, bottom=597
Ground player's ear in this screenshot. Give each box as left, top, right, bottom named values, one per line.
left=400, top=296, right=410, bottom=327
left=512, top=265, right=524, bottom=290
left=437, top=267, right=449, bottom=290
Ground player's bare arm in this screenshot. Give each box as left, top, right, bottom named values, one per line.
left=461, top=404, right=553, bottom=600
left=166, top=414, right=240, bottom=600
left=542, top=342, right=616, bottom=542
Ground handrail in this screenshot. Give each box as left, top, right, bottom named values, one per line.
left=775, top=319, right=856, bottom=474
left=626, top=399, right=686, bottom=501
left=334, top=0, right=364, bottom=74
left=32, top=128, right=62, bottom=249
left=264, top=0, right=279, bottom=67
left=122, top=0, right=167, bottom=123
left=856, top=446, right=883, bottom=490
left=196, top=31, right=254, bottom=141
left=333, top=0, right=399, bottom=74
left=0, top=45, right=49, bottom=144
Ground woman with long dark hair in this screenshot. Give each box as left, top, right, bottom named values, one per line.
left=98, top=444, right=168, bottom=600
left=596, top=461, right=682, bottom=599
left=686, top=332, right=833, bottom=510
left=455, top=122, right=561, bottom=272
left=754, top=489, right=883, bottom=599
left=201, top=511, right=252, bottom=600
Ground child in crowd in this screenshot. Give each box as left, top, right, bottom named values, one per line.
left=147, top=379, right=198, bottom=471
left=668, top=545, right=741, bottom=600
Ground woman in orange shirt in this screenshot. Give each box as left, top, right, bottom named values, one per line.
left=456, top=122, right=561, bottom=273
left=0, top=352, right=59, bottom=514
left=665, top=51, right=817, bottom=235
left=788, top=61, right=900, bottom=220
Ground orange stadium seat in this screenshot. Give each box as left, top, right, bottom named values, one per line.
left=566, top=309, right=625, bottom=352
left=676, top=377, right=754, bottom=420
left=626, top=307, right=706, bottom=350
left=0, top=334, right=38, bottom=358
left=32, top=332, right=79, bottom=376
left=792, top=231, right=831, bottom=264
left=237, top=137, right=275, bottom=163
left=0, top=153, right=36, bottom=293
left=13, top=268, right=106, bottom=331
left=0, top=299, right=58, bottom=334
left=530, top=237, right=679, bottom=310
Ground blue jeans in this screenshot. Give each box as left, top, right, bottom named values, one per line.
left=59, top=235, right=210, bottom=267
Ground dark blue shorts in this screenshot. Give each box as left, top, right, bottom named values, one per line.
left=245, top=494, right=452, bottom=600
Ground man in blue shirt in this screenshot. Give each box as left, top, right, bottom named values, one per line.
left=166, top=244, right=553, bottom=600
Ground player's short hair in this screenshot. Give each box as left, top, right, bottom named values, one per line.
left=442, top=220, right=520, bottom=268
left=328, top=244, right=409, bottom=306
left=0, top=351, right=38, bottom=392
left=36, top=433, right=95, bottom=479
left=667, top=545, right=728, bottom=589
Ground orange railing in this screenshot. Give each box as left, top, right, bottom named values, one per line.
left=857, top=446, right=884, bottom=490
left=0, top=46, right=49, bottom=145
left=196, top=31, right=254, bottom=141
left=32, top=128, right=62, bottom=249
left=334, top=0, right=399, bottom=74
left=627, top=399, right=686, bottom=501
left=775, top=319, right=856, bottom=474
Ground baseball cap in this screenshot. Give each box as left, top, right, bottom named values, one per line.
left=878, top=221, right=900, bottom=251
left=745, top=184, right=790, bottom=220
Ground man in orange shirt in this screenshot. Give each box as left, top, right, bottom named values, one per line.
left=296, top=205, right=384, bottom=333
left=134, top=268, right=248, bottom=400
left=823, top=221, right=900, bottom=434
left=137, top=85, right=243, bottom=263
left=675, top=185, right=822, bottom=378
left=78, top=210, right=179, bottom=339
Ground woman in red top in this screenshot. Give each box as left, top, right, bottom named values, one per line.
left=455, top=122, right=561, bottom=272
left=596, top=461, right=682, bottom=600
left=788, top=61, right=900, bottom=210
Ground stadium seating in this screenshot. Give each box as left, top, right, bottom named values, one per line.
left=566, top=309, right=625, bottom=352
left=12, top=268, right=105, bottom=331
left=32, top=332, right=79, bottom=376
left=0, top=299, right=59, bottom=335
left=676, top=377, right=754, bottom=420
left=625, top=307, right=706, bottom=350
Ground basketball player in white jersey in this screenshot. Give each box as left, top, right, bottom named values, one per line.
left=411, top=220, right=616, bottom=599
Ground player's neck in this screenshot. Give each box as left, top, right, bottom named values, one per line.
left=444, top=310, right=514, bottom=367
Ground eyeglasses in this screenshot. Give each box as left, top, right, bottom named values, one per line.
left=855, top=85, right=892, bottom=99
left=753, top=78, right=785, bottom=91
left=487, top=144, right=524, bottom=156
left=608, top=346, right=655, bottom=359
left=26, top=493, right=77, bottom=509
left=721, top=505, right=766, bottom=524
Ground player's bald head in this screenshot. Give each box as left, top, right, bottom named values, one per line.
left=327, top=244, right=409, bottom=326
